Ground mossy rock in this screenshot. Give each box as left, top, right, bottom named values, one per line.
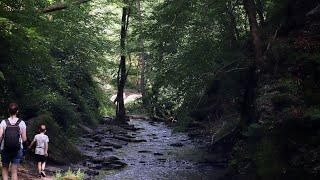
left=27, top=114, right=83, bottom=165
left=271, top=94, right=296, bottom=109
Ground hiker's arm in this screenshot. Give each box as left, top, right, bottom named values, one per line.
left=28, top=140, right=35, bottom=149
left=44, top=142, right=48, bottom=156
left=0, top=127, right=3, bottom=140
left=21, top=129, right=27, bottom=142
left=20, top=121, right=27, bottom=142
left=0, top=121, right=4, bottom=140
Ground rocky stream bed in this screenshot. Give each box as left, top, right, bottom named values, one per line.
left=48, top=118, right=226, bottom=180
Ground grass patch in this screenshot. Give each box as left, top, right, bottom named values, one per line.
left=54, top=169, right=85, bottom=180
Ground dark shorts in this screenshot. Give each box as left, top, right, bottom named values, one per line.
left=1, top=149, right=23, bottom=166
left=35, top=154, right=47, bottom=163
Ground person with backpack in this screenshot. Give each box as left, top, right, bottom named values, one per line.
left=0, top=103, right=27, bottom=180
left=28, top=124, right=49, bottom=177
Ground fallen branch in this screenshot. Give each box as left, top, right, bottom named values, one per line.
left=40, top=0, right=91, bottom=13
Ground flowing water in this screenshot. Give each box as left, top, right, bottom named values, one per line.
left=99, top=120, right=225, bottom=180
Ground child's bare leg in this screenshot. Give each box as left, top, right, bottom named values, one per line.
left=41, top=162, right=46, bottom=171
left=37, top=162, right=42, bottom=173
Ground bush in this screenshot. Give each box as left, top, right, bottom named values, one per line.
left=54, top=169, right=85, bottom=180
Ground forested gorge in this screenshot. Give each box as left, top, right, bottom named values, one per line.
left=1, top=0, right=320, bottom=179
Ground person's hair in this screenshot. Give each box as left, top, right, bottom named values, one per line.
left=38, top=124, right=46, bottom=133
left=8, top=103, right=19, bottom=115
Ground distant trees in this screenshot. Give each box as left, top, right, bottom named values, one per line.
left=136, top=0, right=146, bottom=100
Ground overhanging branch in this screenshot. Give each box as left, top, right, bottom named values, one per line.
left=40, top=0, right=91, bottom=13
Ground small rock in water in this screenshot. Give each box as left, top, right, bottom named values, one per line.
left=85, top=169, right=99, bottom=176
left=138, top=150, right=152, bottom=153
left=92, top=135, right=102, bottom=142
left=157, top=158, right=166, bottom=162
left=169, top=143, right=183, bottom=147
left=91, top=156, right=119, bottom=164
left=133, top=139, right=147, bottom=143
left=103, top=141, right=123, bottom=149
left=98, top=146, right=113, bottom=152
left=153, top=152, right=164, bottom=156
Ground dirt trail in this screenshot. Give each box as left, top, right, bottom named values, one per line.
left=15, top=162, right=54, bottom=180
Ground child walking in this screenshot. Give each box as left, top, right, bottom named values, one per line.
left=28, top=124, right=49, bottom=177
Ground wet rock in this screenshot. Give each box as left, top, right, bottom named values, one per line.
left=122, top=126, right=139, bottom=131
left=90, top=164, right=103, bottom=170
left=82, top=134, right=92, bottom=138
left=123, top=134, right=136, bottom=138
left=92, top=156, right=120, bottom=164
left=99, top=156, right=127, bottom=170
left=148, top=121, right=157, bottom=126
left=85, top=169, right=99, bottom=176
left=157, top=158, right=166, bottom=162
left=98, top=146, right=113, bottom=152
left=133, top=139, right=147, bottom=143
left=103, top=116, right=114, bottom=121
left=138, top=150, right=152, bottom=153
left=92, top=135, right=103, bottom=142
left=79, top=124, right=93, bottom=134
left=103, top=141, right=123, bottom=149
left=113, top=135, right=135, bottom=142
left=83, top=144, right=95, bottom=148
left=169, top=143, right=183, bottom=147
left=102, top=160, right=127, bottom=170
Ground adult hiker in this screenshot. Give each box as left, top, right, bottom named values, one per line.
left=28, top=124, right=49, bottom=177
left=0, top=103, right=27, bottom=180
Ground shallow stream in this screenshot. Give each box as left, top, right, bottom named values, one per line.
left=99, top=120, right=225, bottom=180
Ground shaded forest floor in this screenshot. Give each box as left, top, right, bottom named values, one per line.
left=0, top=162, right=54, bottom=180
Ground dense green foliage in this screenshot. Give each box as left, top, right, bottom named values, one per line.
left=136, top=0, right=320, bottom=179
left=1, top=0, right=320, bottom=179
left=0, top=0, right=112, bottom=129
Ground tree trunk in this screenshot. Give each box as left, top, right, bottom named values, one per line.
left=225, top=1, right=239, bottom=48
left=115, top=2, right=130, bottom=122
left=243, top=0, right=263, bottom=65
left=136, top=0, right=146, bottom=100
left=240, top=0, right=264, bottom=128
left=255, top=0, right=265, bottom=26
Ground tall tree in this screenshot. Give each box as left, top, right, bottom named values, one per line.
left=240, top=0, right=264, bottom=128
left=136, top=0, right=147, bottom=100
left=115, top=1, right=130, bottom=122
left=243, top=0, right=263, bottom=65
left=225, top=0, right=239, bottom=49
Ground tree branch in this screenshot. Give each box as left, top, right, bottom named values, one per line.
left=40, top=0, right=91, bottom=13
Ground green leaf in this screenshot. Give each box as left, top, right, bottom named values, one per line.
left=0, top=71, right=4, bottom=80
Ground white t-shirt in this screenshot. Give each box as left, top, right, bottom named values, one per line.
left=0, top=118, right=27, bottom=150
left=33, top=133, right=49, bottom=155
